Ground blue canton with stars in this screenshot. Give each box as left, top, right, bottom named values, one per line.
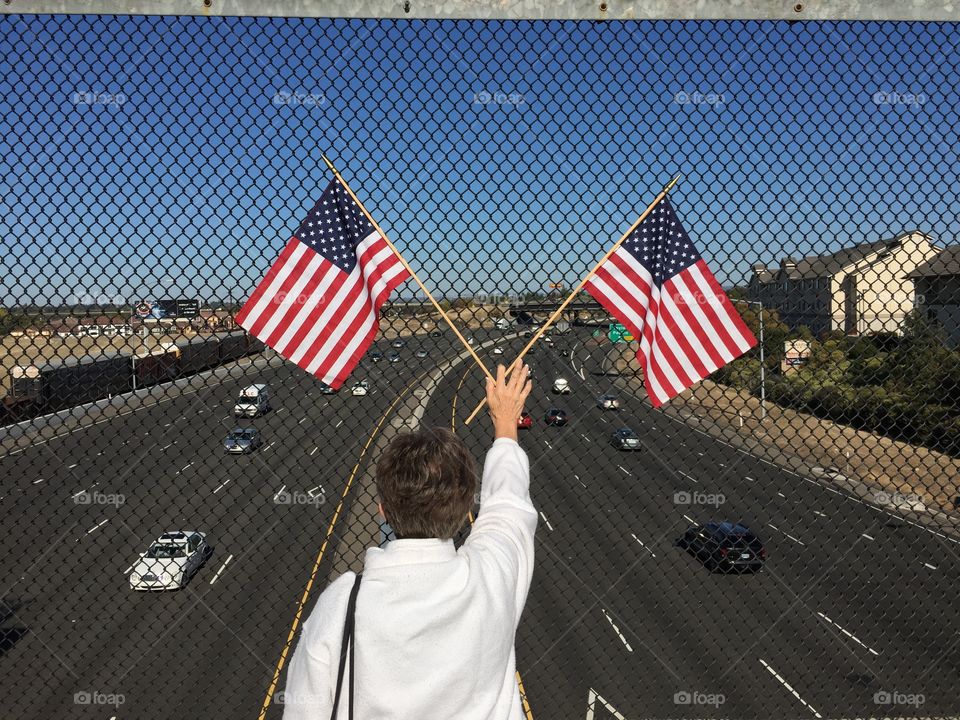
left=620, top=198, right=701, bottom=287
left=294, top=179, right=377, bottom=273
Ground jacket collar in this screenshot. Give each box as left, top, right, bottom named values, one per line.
left=364, top=538, right=457, bottom=570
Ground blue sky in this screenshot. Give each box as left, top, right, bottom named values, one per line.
left=0, top=14, right=957, bottom=306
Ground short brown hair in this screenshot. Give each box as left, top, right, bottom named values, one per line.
left=376, top=427, right=477, bottom=540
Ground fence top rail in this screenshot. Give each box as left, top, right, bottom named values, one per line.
left=2, top=0, right=959, bottom=22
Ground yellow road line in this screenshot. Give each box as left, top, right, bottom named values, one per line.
left=452, top=365, right=535, bottom=720
left=257, top=368, right=432, bottom=720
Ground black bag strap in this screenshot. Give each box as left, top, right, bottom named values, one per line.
left=330, top=573, right=362, bottom=720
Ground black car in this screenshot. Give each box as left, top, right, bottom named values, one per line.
left=319, top=383, right=336, bottom=395
left=369, top=351, right=383, bottom=362
left=544, top=408, right=568, bottom=426
left=610, top=427, right=640, bottom=450
left=430, top=330, right=443, bottom=337
left=388, top=352, right=400, bottom=363
left=678, top=522, right=766, bottom=573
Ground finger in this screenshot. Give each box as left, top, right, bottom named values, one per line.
left=496, top=363, right=506, bottom=386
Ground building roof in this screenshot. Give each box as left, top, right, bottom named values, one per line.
left=752, top=231, right=931, bottom=283
left=906, top=245, right=960, bottom=278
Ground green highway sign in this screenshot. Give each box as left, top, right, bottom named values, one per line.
left=608, top=322, right=634, bottom=343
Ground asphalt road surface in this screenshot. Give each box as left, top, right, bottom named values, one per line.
left=0, top=327, right=958, bottom=719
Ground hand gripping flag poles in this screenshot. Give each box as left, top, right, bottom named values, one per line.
left=463, top=175, right=757, bottom=424
left=236, top=155, right=494, bottom=389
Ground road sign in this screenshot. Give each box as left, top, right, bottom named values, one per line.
left=608, top=322, right=634, bottom=343
left=176, top=298, right=200, bottom=318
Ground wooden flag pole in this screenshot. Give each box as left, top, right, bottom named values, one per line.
left=321, top=154, right=495, bottom=382
left=463, top=173, right=682, bottom=426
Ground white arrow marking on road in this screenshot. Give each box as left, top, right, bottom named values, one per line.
left=210, top=554, right=233, bottom=585
left=578, top=367, right=585, bottom=380
left=539, top=512, right=554, bottom=531
left=585, top=688, right=627, bottom=720
left=631, top=533, right=656, bottom=557
left=213, top=478, right=232, bottom=494
left=601, top=609, right=633, bottom=652
left=759, top=658, right=821, bottom=718
left=816, top=612, right=880, bottom=655
left=87, top=518, right=109, bottom=534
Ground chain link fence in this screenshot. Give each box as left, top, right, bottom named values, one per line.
left=1, top=4, right=959, bottom=719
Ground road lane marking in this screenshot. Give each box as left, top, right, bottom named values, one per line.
left=86, top=518, right=109, bottom=534
left=335, top=420, right=343, bottom=428
left=164, top=422, right=171, bottom=427
left=309, top=447, right=318, bottom=456
left=67, top=463, right=78, bottom=469
left=816, top=612, right=880, bottom=655
left=307, top=485, right=324, bottom=498
left=617, top=465, right=630, bottom=475
left=263, top=441, right=276, bottom=451
left=745, top=475, right=755, bottom=482
left=601, top=609, right=633, bottom=652
left=32, top=478, right=44, bottom=484
left=210, top=554, right=233, bottom=585
left=586, top=688, right=626, bottom=720
left=813, top=510, right=827, bottom=517
left=213, top=479, right=232, bottom=494
left=759, top=658, right=821, bottom=718
left=682, top=514, right=695, bottom=524
left=777, top=492, right=786, bottom=498
left=861, top=533, right=874, bottom=540
left=678, top=470, right=697, bottom=483
left=539, top=512, right=554, bottom=531
left=123, top=562, right=136, bottom=574
left=273, top=485, right=287, bottom=502
left=580, top=433, right=589, bottom=441
left=159, top=443, right=172, bottom=451
left=544, top=440, right=552, bottom=449
left=630, top=533, right=656, bottom=557
left=71, top=489, right=87, bottom=499
left=298, top=417, right=307, bottom=425
left=924, top=562, right=937, bottom=570
left=767, top=523, right=805, bottom=546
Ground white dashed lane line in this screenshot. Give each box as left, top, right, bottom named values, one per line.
left=309, top=447, right=319, bottom=456
left=335, top=420, right=343, bottom=428
left=682, top=514, right=696, bottom=524
left=580, top=433, right=590, bottom=442
left=861, top=533, right=874, bottom=541
left=213, top=479, right=232, bottom=494
left=618, top=465, right=630, bottom=475
left=924, top=562, right=937, bottom=570
left=539, top=511, right=554, bottom=531
left=745, top=476, right=755, bottom=482
left=273, top=485, right=287, bottom=503
left=759, top=658, right=822, bottom=719
left=67, top=463, right=78, bottom=469
left=159, top=443, right=172, bottom=451
left=71, top=489, right=87, bottom=500
left=32, top=478, right=44, bottom=484
left=601, top=609, right=633, bottom=653
left=263, top=441, right=276, bottom=452
left=767, top=523, right=805, bottom=546
left=210, top=554, right=233, bottom=585
left=631, top=533, right=656, bottom=558
left=678, top=470, right=697, bottom=484
left=813, top=510, right=827, bottom=518
left=544, top=440, right=553, bottom=449
left=298, top=417, right=307, bottom=425
left=816, top=612, right=881, bottom=656
left=86, top=518, right=109, bottom=534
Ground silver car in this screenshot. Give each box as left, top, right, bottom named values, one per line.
left=224, top=427, right=263, bottom=454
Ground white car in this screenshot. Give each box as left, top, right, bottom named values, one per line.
left=129, top=531, right=211, bottom=591
left=597, top=394, right=621, bottom=410
left=552, top=378, right=571, bottom=394
left=468, top=336, right=475, bottom=345
left=493, top=346, right=504, bottom=355
left=351, top=380, right=369, bottom=396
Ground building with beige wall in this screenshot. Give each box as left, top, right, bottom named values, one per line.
left=908, top=245, right=960, bottom=347
left=747, top=231, right=941, bottom=336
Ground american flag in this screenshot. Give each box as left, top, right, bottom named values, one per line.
left=585, top=198, right=757, bottom=407
left=236, top=178, right=410, bottom=388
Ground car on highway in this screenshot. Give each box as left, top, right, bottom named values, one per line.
left=543, top=335, right=554, bottom=345
left=415, top=349, right=428, bottom=358
left=597, top=394, right=621, bottom=410
left=319, top=383, right=336, bottom=394
left=369, top=351, right=383, bottom=362
left=224, top=428, right=263, bottom=454
left=234, top=383, right=270, bottom=418
left=468, top=336, right=475, bottom=345
left=678, top=522, right=767, bottom=573
left=610, top=427, right=640, bottom=450
left=517, top=411, right=533, bottom=430
left=493, top=346, right=504, bottom=355
left=351, top=380, right=369, bottom=396
left=391, top=339, right=405, bottom=349
left=388, top=352, right=400, bottom=363
left=552, top=378, right=570, bottom=394
left=430, top=329, right=443, bottom=337
left=129, top=531, right=212, bottom=590
left=544, top=408, right=568, bottom=426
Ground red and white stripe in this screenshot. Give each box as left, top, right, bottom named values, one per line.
left=236, top=232, right=409, bottom=388
left=586, top=250, right=755, bottom=407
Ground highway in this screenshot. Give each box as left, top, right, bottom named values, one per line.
left=0, top=327, right=958, bottom=719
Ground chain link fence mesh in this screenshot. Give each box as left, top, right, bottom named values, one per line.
left=1, top=8, right=959, bottom=720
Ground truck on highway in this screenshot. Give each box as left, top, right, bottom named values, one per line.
left=234, top=384, right=271, bottom=418
left=494, top=317, right=512, bottom=330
